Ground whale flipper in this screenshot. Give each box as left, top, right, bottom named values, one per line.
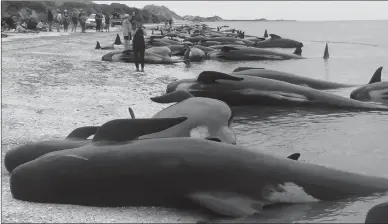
left=287, top=153, right=301, bottom=161
left=205, top=137, right=222, bottom=142
left=150, top=90, right=194, bottom=103
left=95, top=41, right=101, bottom=49
left=269, top=34, right=281, bottom=39
left=92, top=117, right=188, bottom=143
left=66, top=126, right=100, bottom=140
left=114, top=34, right=122, bottom=45
left=128, top=107, right=135, bottom=118
left=233, top=67, right=265, bottom=72
left=188, top=192, right=264, bottom=218
left=369, top=67, right=383, bottom=84
left=220, top=46, right=241, bottom=52
left=197, top=71, right=244, bottom=84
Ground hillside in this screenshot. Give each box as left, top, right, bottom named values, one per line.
left=143, top=4, right=223, bottom=22
left=1, top=1, right=173, bottom=24
left=182, top=15, right=223, bottom=22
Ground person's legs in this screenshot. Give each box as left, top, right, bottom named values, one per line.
left=48, top=21, right=52, bottom=31
left=123, top=36, right=129, bottom=50
left=140, top=50, right=145, bottom=72
left=133, top=50, right=140, bottom=71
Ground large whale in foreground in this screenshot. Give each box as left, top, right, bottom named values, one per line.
left=164, top=71, right=388, bottom=110
left=4, top=92, right=237, bottom=173
left=101, top=50, right=184, bottom=64
left=350, top=67, right=388, bottom=104
left=11, top=127, right=388, bottom=218
left=231, top=67, right=357, bottom=90
left=365, top=202, right=388, bottom=223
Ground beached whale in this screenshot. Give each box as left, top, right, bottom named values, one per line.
left=208, top=46, right=304, bottom=61
left=350, top=67, right=388, bottom=104
left=164, top=71, right=388, bottom=110
left=101, top=50, right=184, bottom=64
left=231, top=67, right=356, bottom=90
left=10, top=132, right=388, bottom=217
left=253, top=34, right=303, bottom=49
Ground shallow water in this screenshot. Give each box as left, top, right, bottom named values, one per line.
left=1, top=21, right=388, bottom=223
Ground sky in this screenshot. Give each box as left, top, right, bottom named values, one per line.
left=94, top=1, right=388, bottom=21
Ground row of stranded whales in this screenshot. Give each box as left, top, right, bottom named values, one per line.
left=10, top=131, right=388, bottom=218
left=163, top=70, right=388, bottom=110
left=233, top=66, right=388, bottom=104
left=4, top=91, right=236, bottom=173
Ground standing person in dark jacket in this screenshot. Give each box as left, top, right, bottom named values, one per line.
left=131, top=22, right=147, bottom=72
left=79, top=9, right=87, bottom=33
left=95, top=9, right=102, bottom=32
left=47, top=9, right=53, bottom=31
left=63, top=9, right=69, bottom=32
left=71, top=8, right=79, bottom=32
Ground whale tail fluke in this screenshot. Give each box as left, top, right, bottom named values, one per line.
left=368, top=67, right=383, bottom=84
left=323, top=43, right=329, bottom=59
left=95, top=41, right=101, bottom=49
left=114, top=34, right=122, bottom=45
left=264, top=29, right=268, bottom=38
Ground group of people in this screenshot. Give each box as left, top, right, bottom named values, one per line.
left=122, top=12, right=147, bottom=72
left=46, top=8, right=111, bottom=33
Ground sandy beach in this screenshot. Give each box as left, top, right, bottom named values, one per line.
left=1, top=26, right=206, bottom=223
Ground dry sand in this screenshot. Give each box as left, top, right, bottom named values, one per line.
left=1, top=27, right=206, bottom=223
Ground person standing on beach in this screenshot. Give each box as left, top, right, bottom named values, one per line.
left=47, top=9, right=53, bottom=31
left=131, top=22, right=147, bottom=72
left=95, top=10, right=102, bottom=32
left=79, top=9, right=87, bottom=33
left=71, top=8, right=79, bottom=32
left=122, top=14, right=132, bottom=50
left=63, top=9, right=69, bottom=32
left=55, top=9, right=62, bottom=32
left=104, top=14, right=110, bottom=32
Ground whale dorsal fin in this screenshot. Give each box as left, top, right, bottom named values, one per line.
left=114, top=34, right=122, bottom=45
left=287, top=153, right=301, bottom=161
left=92, top=117, right=188, bottom=143
left=220, top=46, right=240, bottom=52
left=150, top=90, right=194, bottom=104
left=197, top=71, right=244, bottom=84
left=188, top=191, right=264, bottom=218
left=233, top=67, right=265, bottom=72
left=264, top=29, right=268, bottom=38
left=269, top=34, right=281, bottom=39
left=66, top=126, right=100, bottom=140
left=369, top=67, right=383, bottom=84
left=95, top=41, right=101, bottom=49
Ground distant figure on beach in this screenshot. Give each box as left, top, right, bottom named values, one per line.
left=79, top=9, right=87, bottom=33
left=63, top=9, right=69, bottom=32
left=55, top=9, right=62, bottom=32
left=95, top=9, right=103, bottom=32
left=169, top=19, right=173, bottom=28
left=47, top=9, right=53, bottom=31
left=132, top=22, right=147, bottom=72
left=71, top=8, right=79, bottom=32
left=122, top=14, right=132, bottom=50
left=104, top=14, right=110, bottom=32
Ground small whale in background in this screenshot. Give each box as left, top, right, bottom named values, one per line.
left=95, top=41, right=115, bottom=50
left=350, top=67, right=388, bottom=104
left=323, top=43, right=329, bottom=59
